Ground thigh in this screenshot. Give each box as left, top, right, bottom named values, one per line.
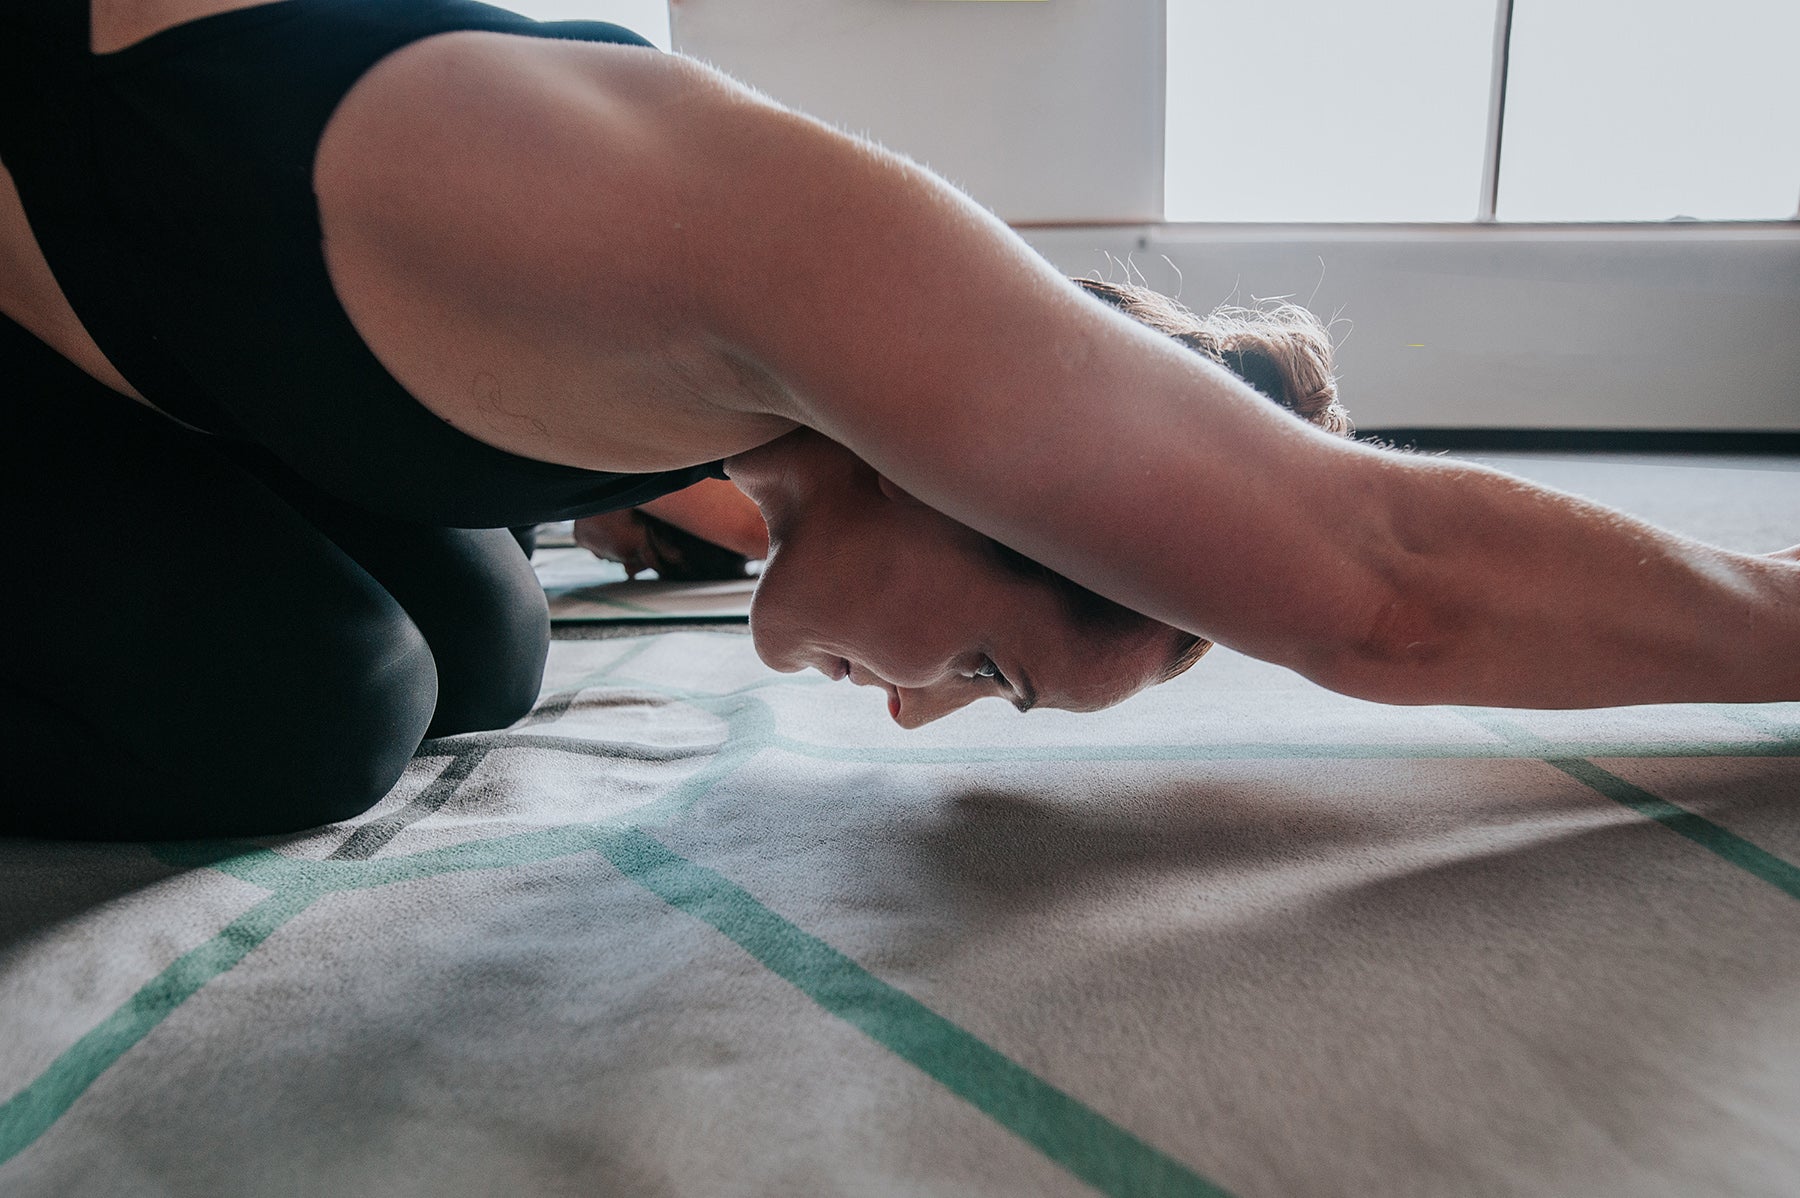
left=0, top=318, right=438, bottom=839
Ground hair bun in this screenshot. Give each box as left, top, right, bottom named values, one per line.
left=1073, top=278, right=1352, bottom=437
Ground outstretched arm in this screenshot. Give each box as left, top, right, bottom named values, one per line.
left=321, top=37, right=1800, bottom=706
left=610, top=55, right=1798, bottom=705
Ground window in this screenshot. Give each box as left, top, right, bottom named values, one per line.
left=1499, top=0, right=1800, bottom=221
left=1164, top=0, right=1495, bottom=222
left=1168, top=0, right=1798, bottom=223
left=490, top=0, right=671, bottom=50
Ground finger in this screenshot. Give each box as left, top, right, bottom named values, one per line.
left=641, top=523, right=688, bottom=578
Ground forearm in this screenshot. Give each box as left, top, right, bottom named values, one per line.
left=1331, top=455, right=1800, bottom=707
left=637, top=478, right=769, bottom=560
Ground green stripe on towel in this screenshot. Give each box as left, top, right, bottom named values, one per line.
left=1545, top=758, right=1800, bottom=901
left=1456, top=710, right=1800, bottom=902
left=599, top=826, right=1234, bottom=1198
left=5, top=824, right=1235, bottom=1196
left=0, top=888, right=317, bottom=1165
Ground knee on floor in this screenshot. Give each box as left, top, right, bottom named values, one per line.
left=423, top=569, right=550, bottom=738
left=206, top=617, right=444, bottom=835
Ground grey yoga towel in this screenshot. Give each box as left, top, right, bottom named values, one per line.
left=2, top=626, right=1795, bottom=1197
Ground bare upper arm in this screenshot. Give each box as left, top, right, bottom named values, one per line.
left=312, top=32, right=796, bottom=472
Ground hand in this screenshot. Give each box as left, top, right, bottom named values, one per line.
left=638, top=477, right=769, bottom=560
left=572, top=509, right=664, bottom=579
left=572, top=508, right=753, bottom=581
left=572, top=480, right=766, bottom=580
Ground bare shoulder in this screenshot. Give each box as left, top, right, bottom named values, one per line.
left=89, top=0, right=286, bottom=52
left=313, top=33, right=796, bottom=472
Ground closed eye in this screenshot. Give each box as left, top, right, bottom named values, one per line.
left=975, top=657, right=1031, bottom=713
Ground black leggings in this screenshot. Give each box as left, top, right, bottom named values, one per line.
left=1, top=318, right=549, bottom=840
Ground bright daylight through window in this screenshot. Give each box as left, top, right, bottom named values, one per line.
left=1499, top=0, right=1800, bottom=221
left=1167, top=0, right=1800, bottom=223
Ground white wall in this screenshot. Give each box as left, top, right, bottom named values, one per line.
left=1024, top=223, right=1800, bottom=433
left=669, top=0, right=1165, bottom=224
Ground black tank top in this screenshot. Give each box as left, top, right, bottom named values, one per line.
left=0, top=0, right=729, bottom=527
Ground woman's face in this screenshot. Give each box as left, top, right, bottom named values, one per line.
left=726, top=430, right=1182, bottom=728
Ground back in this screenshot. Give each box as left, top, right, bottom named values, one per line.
left=0, top=0, right=754, bottom=525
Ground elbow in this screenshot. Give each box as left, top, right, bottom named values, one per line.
left=1284, top=454, right=1530, bottom=706
left=1324, top=593, right=1461, bottom=705
left=1295, top=526, right=1475, bottom=706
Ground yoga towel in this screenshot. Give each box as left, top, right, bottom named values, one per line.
left=2, top=628, right=1795, bottom=1196
left=3, top=453, right=1797, bottom=1195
